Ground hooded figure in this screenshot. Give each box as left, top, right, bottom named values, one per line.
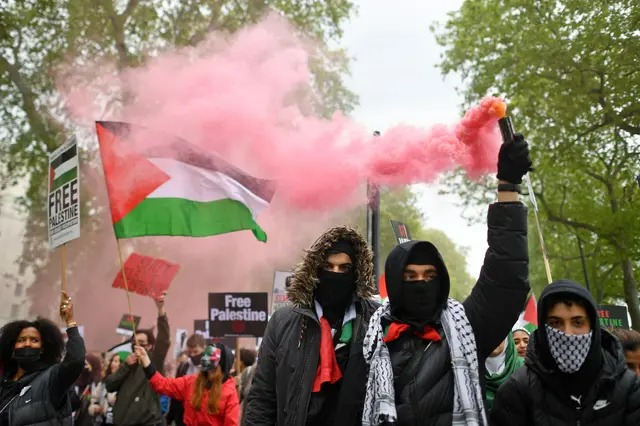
left=362, top=205, right=529, bottom=426
left=484, top=332, right=523, bottom=412
left=491, top=280, right=640, bottom=426
left=245, top=226, right=380, bottom=426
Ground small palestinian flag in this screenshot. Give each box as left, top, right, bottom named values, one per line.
left=95, top=121, right=275, bottom=242
left=49, top=143, right=78, bottom=191
left=515, top=293, right=538, bottom=333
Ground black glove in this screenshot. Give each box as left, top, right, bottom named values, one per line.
left=496, top=133, right=533, bottom=184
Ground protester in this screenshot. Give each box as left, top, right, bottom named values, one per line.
left=236, top=348, right=257, bottom=424
left=73, top=353, right=107, bottom=426
left=0, top=291, right=85, bottom=425
left=611, top=328, right=640, bottom=377
left=104, top=292, right=171, bottom=426
left=102, top=353, right=125, bottom=426
left=512, top=327, right=530, bottom=358
left=484, top=332, right=524, bottom=412
left=491, top=279, right=640, bottom=425
left=168, top=333, right=207, bottom=426
left=135, top=344, right=239, bottom=426
left=361, top=134, right=532, bottom=426
left=245, top=226, right=380, bottom=425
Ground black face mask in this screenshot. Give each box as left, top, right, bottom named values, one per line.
left=190, top=354, right=203, bottom=366
left=315, top=270, right=356, bottom=323
left=396, top=278, right=441, bottom=329
left=13, top=347, right=42, bottom=370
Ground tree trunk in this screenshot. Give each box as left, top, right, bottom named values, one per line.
left=621, top=258, right=640, bottom=331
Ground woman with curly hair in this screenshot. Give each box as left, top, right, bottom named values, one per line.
left=0, top=291, right=86, bottom=425
left=135, top=344, right=239, bottom=426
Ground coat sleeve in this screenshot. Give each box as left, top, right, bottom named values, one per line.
left=104, top=363, right=132, bottom=392
left=463, top=202, right=530, bottom=359
left=151, top=314, right=171, bottom=374
left=624, top=373, right=640, bottom=426
left=243, top=310, right=282, bottom=425
left=490, top=372, right=531, bottom=426
left=49, top=326, right=87, bottom=407
left=148, top=371, right=189, bottom=402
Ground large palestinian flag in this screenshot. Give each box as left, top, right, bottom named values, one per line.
left=95, top=121, right=275, bottom=242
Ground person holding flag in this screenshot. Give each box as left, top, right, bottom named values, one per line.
left=104, top=293, right=171, bottom=426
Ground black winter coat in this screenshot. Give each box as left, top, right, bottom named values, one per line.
left=387, top=202, right=530, bottom=426
left=490, top=329, right=640, bottom=426
left=245, top=299, right=379, bottom=426
left=0, top=327, right=85, bottom=426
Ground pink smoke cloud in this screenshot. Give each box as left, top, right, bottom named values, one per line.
left=60, top=14, right=503, bottom=213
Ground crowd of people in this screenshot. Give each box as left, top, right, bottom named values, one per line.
left=1, top=133, right=640, bottom=425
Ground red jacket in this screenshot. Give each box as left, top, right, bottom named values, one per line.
left=149, top=373, right=239, bottom=426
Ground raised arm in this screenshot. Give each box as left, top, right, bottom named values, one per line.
left=150, top=292, right=171, bottom=373
left=137, top=344, right=189, bottom=401
left=49, top=292, right=87, bottom=406
left=243, top=310, right=282, bottom=425
left=463, top=132, right=532, bottom=358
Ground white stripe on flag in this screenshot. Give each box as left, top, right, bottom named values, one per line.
left=147, top=158, right=269, bottom=215
left=54, top=156, right=78, bottom=178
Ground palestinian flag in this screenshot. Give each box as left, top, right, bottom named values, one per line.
left=49, top=143, right=78, bottom=191
left=95, top=121, right=275, bottom=242
left=515, top=293, right=538, bottom=333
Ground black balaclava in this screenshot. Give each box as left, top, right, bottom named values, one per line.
left=315, top=240, right=357, bottom=326
left=386, top=241, right=450, bottom=330
left=534, top=279, right=602, bottom=394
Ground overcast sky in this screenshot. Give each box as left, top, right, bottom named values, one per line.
left=342, top=0, right=488, bottom=276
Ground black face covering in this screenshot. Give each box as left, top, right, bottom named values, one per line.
left=12, top=347, right=42, bottom=371
left=397, top=278, right=440, bottom=329
left=190, top=353, right=203, bottom=366
left=315, top=270, right=356, bottom=325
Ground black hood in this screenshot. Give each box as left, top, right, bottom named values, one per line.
left=385, top=240, right=450, bottom=322
left=529, top=279, right=602, bottom=389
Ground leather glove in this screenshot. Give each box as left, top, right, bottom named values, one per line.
left=496, top=133, right=533, bottom=184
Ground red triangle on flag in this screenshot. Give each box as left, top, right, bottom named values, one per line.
left=95, top=122, right=170, bottom=224
left=523, top=294, right=538, bottom=325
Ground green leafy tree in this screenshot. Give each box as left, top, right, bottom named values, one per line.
left=1, top=0, right=359, bottom=338
left=433, top=0, right=640, bottom=329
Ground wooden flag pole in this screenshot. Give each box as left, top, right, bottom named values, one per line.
left=60, top=243, right=68, bottom=293
left=116, top=239, right=139, bottom=339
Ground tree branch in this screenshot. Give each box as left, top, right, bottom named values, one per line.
left=0, top=53, right=52, bottom=149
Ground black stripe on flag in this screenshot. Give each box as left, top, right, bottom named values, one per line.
left=96, top=121, right=276, bottom=202
left=50, top=144, right=77, bottom=170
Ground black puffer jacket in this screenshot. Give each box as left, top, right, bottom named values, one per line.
left=244, top=226, right=380, bottom=426
left=491, top=280, right=640, bottom=426
left=387, top=202, right=530, bottom=426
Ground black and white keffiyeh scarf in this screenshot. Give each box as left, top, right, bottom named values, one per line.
left=362, top=299, right=487, bottom=426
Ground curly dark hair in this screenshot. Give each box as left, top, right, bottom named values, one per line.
left=0, top=318, right=65, bottom=375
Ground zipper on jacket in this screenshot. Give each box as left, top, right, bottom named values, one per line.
left=292, top=327, right=316, bottom=425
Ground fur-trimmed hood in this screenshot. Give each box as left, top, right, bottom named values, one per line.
left=287, top=226, right=375, bottom=308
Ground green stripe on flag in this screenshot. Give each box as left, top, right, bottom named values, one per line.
left=113, top=197, right=268, bottom=242
left=53, top=168, right=77, bottom=191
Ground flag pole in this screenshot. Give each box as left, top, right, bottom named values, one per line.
left=116, top=239, right=139, bottom=339
left=60, top=243, right=68, bottom=293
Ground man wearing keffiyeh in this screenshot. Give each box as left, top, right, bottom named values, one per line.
left=363, top=132, right=534, bottom=426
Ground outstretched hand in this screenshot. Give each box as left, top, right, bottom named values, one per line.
left=497, top=133, right=533, bottom=184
